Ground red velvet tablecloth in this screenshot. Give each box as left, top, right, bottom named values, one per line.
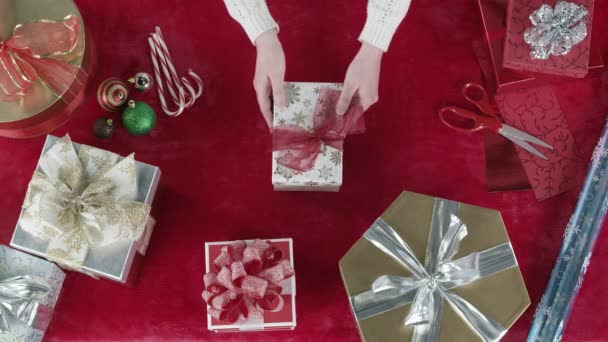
left=1, top=0, right=608, bottom=341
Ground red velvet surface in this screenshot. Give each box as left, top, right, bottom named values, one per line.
left=1, top=0, right=607, bottom=341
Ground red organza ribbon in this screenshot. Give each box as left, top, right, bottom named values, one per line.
left=0, top=15, right=84, bottom=102
left=273, top=87, right=365, bottom=172
left=203, top=240, right=295, bottom=324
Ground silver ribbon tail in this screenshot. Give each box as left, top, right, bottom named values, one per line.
left=0, top=275, right=50, bottom=333
left=350, top=198, right=517, bottom=341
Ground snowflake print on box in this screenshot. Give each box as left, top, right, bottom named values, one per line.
left=528, top=118, right=608, bottom=341
left=496, top=86, right=579, bottom=200
left=272, top=82, right=364, bottom=192
left=285, top=83, right=301, bottom=105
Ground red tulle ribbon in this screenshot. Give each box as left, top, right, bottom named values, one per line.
left=203, top=240, right=295, bottom=324
left=0, top=15, right=85, bottom=102
left=273, top=87, right=366, bottom=172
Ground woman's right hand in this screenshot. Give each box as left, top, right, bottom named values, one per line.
left=254, top=29, right=286, bottom=130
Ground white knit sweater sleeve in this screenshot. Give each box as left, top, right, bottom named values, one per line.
left=224, top=0, right=278, bottom=44
left=359, top=0, right=412, bottom=52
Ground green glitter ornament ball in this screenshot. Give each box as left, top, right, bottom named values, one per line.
left=122, top=100, right=156, bottom=136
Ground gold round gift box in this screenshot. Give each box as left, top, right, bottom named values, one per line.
left=0, top=0, right=93, bottom=138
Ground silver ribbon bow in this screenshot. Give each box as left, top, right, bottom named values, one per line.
left=350, top=199, right=517, bottom=342
left=524, top=1, right=588, bottom=60
left=0, top=276, right=50, bottom=334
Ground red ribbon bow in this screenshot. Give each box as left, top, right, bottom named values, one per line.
left=273, top=87, right=365, bottom=172
left=203, top=240, right=295, bottom=324
left=0, top=15, right=85, bottom=102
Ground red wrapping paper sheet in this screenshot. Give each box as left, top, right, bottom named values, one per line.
left=473, top=38, right=532, bottom=191
left=503, top=0, right=594, bottom=78
left=496, top=87, right=579, bottom=200
left=477, top=0, right=539, bottom=95
left=474, top=0, right=598, bottom=198
left=483, top=131, right=532, bottom=191
left=474, top=36, right=580, bottom=199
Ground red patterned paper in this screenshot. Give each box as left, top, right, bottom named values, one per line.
left=473, top=38, right=532, bottom=191
left=496, top=87, right=579, bottom=199
left=503, top=0, right=594, bottom=78
left=205, top=239, right=296, bottom=331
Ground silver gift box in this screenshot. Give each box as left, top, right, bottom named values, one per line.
left=10, top=135, right=161, bottom=284
left=0, top=244, right=65, bottom=342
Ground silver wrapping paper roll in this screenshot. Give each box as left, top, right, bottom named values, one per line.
left=527, top=118, right=608, bottom=341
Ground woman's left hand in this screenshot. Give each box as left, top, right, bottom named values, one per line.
left=336, top=42, right=384, bottom=115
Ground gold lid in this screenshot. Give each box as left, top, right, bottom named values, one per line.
left=0, top=0, right=86, bottom=123
left=339, top=192, right=531, bottom=342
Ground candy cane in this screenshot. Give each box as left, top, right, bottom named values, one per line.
left=150, top=28, right=201, bottom=114
left=148, top=27, right=203, bottom=117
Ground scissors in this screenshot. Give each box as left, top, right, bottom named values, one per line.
left=439, top=83, right=553, bottom=160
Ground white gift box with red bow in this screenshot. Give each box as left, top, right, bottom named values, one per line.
left=203, top=238, right=296, bottom=332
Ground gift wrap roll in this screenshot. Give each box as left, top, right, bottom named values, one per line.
left=527, top=119, right=608, bottom=341
left=0, top=0, right=93, bottom=138
left=340, top=192, right=531, bottom=341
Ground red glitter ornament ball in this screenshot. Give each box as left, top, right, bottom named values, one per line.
left=97, top=78, right=129, bottom=112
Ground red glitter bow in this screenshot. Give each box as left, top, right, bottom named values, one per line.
left=273, top=87, right=365, bottom=172
left=203, top=240, right=295, bottom=323
left=0, top=15, right=85, bottom=102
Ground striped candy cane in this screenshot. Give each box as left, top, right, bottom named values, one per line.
left=148, top=27, right=203, bottom=117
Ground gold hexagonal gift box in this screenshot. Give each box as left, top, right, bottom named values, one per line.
left=339, top=192, right=531, bottom=342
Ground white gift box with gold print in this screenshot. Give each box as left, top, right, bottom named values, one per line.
left=272, top=82, right=345, bottom=192
left=11, top=135, right=161, bottom=285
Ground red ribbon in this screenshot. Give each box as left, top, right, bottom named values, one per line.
left=203, top=240, right=295, bottom=324
left=273, top=87, right=365, bottom=172
left=0, top=15, right=85, bottom=102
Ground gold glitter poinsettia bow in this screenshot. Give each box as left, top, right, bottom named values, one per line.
left=18, top=135, right=150, bottom=270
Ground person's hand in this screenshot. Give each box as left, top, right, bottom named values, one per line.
left=254, top=29, right=286, bottom=129
left=336, top=42, right=384, bottom=115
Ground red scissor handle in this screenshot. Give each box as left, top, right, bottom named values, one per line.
left=462, top=82, right=500, bottom=117
left=438, top=106, right=503, bottom=133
